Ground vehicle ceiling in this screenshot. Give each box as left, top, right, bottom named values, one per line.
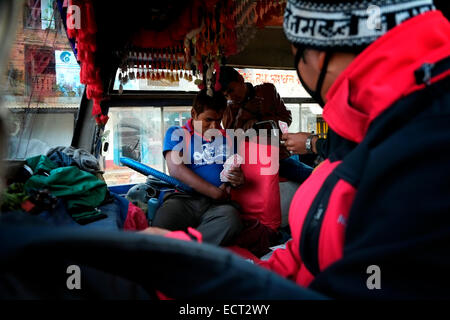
left=82, top=0, right=291, bottom=96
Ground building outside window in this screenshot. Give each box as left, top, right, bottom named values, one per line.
left=4, top=1, right=82, bottom=160
left=23, top=0, right=61, bottom=30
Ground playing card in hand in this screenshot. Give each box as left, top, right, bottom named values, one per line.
left=279, top=120, right=289, bottom=134
left=220, top=154, right=244, bottom=182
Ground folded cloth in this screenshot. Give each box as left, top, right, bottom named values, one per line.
left=46, top=146, right=102, bottom=173
left=25, top=155, right=108, bottom=225
left=47, top=150, right=77, bottom=168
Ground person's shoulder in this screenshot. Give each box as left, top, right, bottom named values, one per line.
left=164, top=126, right=189, bottom=141
left=165, top=125, right=185, bottom=135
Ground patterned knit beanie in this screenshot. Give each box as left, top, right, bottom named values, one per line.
left=284, top=0, right=436, bottom=51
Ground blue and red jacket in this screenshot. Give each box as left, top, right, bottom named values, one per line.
left=260, top=10, right=450, bottom=298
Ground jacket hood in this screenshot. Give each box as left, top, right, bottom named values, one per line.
left=323, top=10, right=450, bottom=143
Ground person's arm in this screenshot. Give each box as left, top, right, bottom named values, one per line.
left=271, top=84, right=292, bottom=126
left=258, top=239, right=302, bottom=281
left=165, top=151, right=228, bottom=200
left=314, top=135, right=328, bottom=159
left=310, top=123, right=450, bottom=298
left=235, top=102, right=260, bottom=130
left=256, top=84, right=292, bottom=126
left=162, top=126, right=229, bottom=200
left=282, top=132, right=325, bottom=155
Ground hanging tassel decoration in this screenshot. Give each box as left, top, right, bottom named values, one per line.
left=214, top=60, right=221, bottom=91
left=206, top=62, right=213, bottom=96
left=92, top=99, right=101, bottom=116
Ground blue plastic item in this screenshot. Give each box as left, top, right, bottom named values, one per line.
left=147, top=198, right=159, bottom=224
left=120, top=157, right=192, bottom=193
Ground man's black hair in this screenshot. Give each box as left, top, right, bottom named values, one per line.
left=218, top=66, right=243, bottom=92
left=192, top=89, right=227, bottom=115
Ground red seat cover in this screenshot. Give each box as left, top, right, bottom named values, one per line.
left=231, top=138, right=281, bottom=231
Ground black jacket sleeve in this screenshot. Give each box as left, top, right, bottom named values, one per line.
left=309, top=106, right=450, bottom=299
left=315, top=137, right=328, bottom=159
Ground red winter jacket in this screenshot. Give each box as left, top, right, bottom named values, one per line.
left=259, top=10, right=450, bottom=288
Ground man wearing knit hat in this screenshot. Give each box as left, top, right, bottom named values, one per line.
left=258, top=0, right=450, bottom=298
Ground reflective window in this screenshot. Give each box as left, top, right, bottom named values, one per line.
left=108, top=65, right=323, bottom=185
left=300, top=103, right=325, bottom=135
left=103, top=106, right=191, bottom=186
left=286, top=104, right=300, bottom=133
left=102, top=103, right=324, bottom=186
left=3, top=1, right=82, bottom=160
left=112, top=66, right=310, bottom=98
left=112, top=67, right=200, bottom=92
left=23, top=0, right=62, bottom=30
left=235, top=68, right=310, bottom=98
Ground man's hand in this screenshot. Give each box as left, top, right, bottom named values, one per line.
left=139, top=227, right=170, bottom=236
left=166, top=151, right=229, bottom=200
left=211, top=183, right=231, bottom=201
left=282, top=132, right=314, bottom=155
left=226, top=166, right=245, bottom=188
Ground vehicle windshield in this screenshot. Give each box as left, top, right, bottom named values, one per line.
left=104, top=67, right=322, bottom=186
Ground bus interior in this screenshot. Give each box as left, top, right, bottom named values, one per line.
left=1, top=0, right=449, bottom=301
left=2, top=1, right=321, bottom=236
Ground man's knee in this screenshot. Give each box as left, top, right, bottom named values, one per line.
left=213, top=207, right=243, bottom=236
left=152, top=201, right=190, bottom=230
left=225, top=209, right=243, bottom=234
left=152, top=207, right=175, bottom=229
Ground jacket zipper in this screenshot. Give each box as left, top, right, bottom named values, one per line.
left=299, top=173, right=339, bottom=276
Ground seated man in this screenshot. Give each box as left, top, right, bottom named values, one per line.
left=152, top=90, right=244, bottom=246
left=218, top=66, right=313, bottom=184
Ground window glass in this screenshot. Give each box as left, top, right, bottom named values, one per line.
left=3, top=1, right=83, bottom=160
left=163, top=107, right=191, bottom=132
left=106, top=68, right=323, bottom=186
left=103, top=102, right=324, bottom=186
left=300, top=103, right=324, bottom=134
left=234, top=68, right=311, bottom=98
left=112, top=66, right=310, bottom=98
left=285, top=104, right=300, bottom=133
left=103, top=107, right=161, bottom=185
left=113, top=69, right=200, bottom=92
left=103, top=106, right=191, bottom=186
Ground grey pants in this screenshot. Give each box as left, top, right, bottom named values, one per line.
left=152, top=192, right=243, bottom=246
